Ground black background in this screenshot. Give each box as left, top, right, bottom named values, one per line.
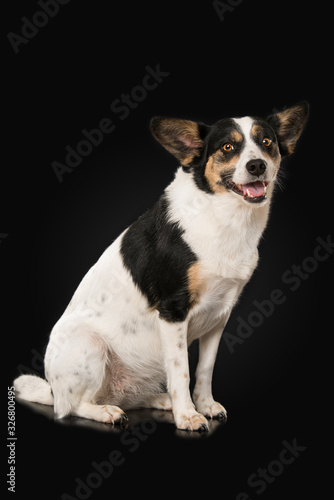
left=3, top=1, right=332, bottom=499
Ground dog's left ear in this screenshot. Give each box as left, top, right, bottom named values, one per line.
left=267, top=102, right=309, bottom=156
left=150, top=117, right=209, bottom=166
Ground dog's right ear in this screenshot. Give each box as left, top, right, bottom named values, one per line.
left=150, top=117, right=209, bottom=166
left=267, top=102, right=309, bottom=157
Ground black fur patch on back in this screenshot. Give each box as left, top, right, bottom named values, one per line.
left=120, top=195, right=198, bottom=322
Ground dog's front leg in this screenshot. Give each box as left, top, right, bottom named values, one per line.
left=158, top=317, right=208, bottom=432
left=193, top=317, right=228, bottom=421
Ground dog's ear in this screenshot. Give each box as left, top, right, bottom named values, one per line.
left=267, top=102, right=309, bottom=156
left=150, top=117, right=209, bottom=166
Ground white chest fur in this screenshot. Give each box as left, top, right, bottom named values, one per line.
left=166, top=168, right=271, bottom=276
left=166, top=168, right=273, bottom=339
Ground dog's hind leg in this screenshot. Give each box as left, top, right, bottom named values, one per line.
left=73, top=401, right=128, bottom=424
left=45, top=327, right=127, bottom=424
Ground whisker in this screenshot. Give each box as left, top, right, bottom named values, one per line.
left=274, top=171, right=286, bottom=192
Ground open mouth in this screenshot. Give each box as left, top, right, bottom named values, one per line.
left=224, top=180, right=269, bottom=204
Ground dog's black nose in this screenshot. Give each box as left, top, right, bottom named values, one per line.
left=246, top=159, right=267, bottom=177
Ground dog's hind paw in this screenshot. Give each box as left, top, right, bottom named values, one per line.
left=100, top=405, right=128, bottom=425
left=74, top=402, right=128, bottom=425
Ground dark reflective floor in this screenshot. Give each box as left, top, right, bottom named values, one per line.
left=17, top=397, right=225, bottom=438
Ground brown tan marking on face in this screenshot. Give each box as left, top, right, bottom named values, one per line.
left=251, top=123, right=262, bottom=137
left=230, top=129, right=243, bottom=143
left=204, top=151, right=239, bottom=194
left=187, top=261, right=206, bottom=306
left=250, top=123, right=281, bottom=166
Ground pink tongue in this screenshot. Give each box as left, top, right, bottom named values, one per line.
left=242, top=181, right=265, bottom=197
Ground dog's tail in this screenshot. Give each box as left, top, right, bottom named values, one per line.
left=13, top=375, right=54, bottom=406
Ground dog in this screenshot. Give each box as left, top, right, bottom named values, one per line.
left=14, top=102, right=309, bottom=431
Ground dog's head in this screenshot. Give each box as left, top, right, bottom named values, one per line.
left=151, top=102, right=309, bottom=205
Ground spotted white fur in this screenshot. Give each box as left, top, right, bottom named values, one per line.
left=14, top=107, right=308, bottom=432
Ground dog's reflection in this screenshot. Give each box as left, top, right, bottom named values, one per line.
left=18, top=398, right=225, bottom=438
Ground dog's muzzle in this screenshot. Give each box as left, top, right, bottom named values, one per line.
left=224, top=179, right=269, bottom=203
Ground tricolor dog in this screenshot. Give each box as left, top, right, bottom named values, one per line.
left=14, top=102, right=309, bottom=431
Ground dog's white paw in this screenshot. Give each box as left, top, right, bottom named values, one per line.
left=101, top=405, right=128, bottom=424
left=86, top=405, right=128, bottom=424
left=73, top=402, right=128, bottom=425
left=174, top=408, right=209, bottom=432
left=195, top=398, right=227, bottom=421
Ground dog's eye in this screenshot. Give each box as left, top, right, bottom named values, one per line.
left=222, top=143, right=234, bottom=152
left=262, top=137, right=272, bottom=147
